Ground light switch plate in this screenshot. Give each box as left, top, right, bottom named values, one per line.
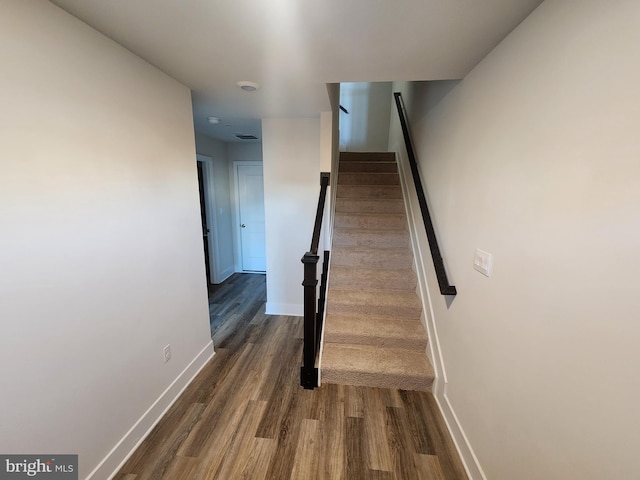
left=473, top=249, right=492, bottom=277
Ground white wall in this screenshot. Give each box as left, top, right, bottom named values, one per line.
left=228, top=142, right=263, bottom=163
left=389, top=1, right=640, bottom=479
left=0, top=2, right=213, bottom=479
left=320, top=111, right=334, bottom=248
left=195, top=131, right=228, bottom=161
left=340, top=82, right=392, bottom=151
left=195, top=133, right=235, bottom=282
left=262, top=118, right=321, bottom=315
left=326, top=84, right=341, bottom=249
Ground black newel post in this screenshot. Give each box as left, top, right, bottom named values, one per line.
left=300, top=252, right=319, bottom=389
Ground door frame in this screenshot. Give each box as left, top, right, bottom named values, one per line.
left=196, top=160, right=211, bottom=285
left=196, top=154, right=221, bottom=283
left=232, top=161, right=265, bottom=272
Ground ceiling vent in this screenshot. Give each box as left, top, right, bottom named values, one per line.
left=235, top=134, right=258, bottom=140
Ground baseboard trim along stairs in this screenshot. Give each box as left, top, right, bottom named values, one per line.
left=321, top=152, right=434, bottom=391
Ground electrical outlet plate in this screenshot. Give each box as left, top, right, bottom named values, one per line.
left=473, top=249, right=492, bottom=277
left=163, top=344, right=172, bottom=363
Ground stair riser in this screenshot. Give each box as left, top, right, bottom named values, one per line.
left=335, top=214, right=407, bottom=231
left=321, top=369, right=433, bottom=392
left=339, top=162, right=398, bottom=173
left=321, top=342, right=434, bottom=392
left=323, top=333, right=426, bottom=351
left=328, top=289, right=421, bottom=310
left=328, top=303, right=421, bottom=318
left=336, top=185, right=402, bottom=199
left=323, top=313, right=427, bottom=347
left=339, top=173, right=399, bottom=186
left=333, top=230, right=410, bottom=249
left=335, top=198, right=405, bottom=215
left=327, top=303, right=420, bottom=317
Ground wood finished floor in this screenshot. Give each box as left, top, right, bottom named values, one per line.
left=114, top=273, right=467, bottom=480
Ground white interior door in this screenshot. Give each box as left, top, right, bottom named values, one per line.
left=238, top=165, right=266, bottom=272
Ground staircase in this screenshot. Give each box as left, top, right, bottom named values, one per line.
left=321, top=152, right=435, bottom=391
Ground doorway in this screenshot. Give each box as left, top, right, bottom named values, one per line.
left=235, top=163, right=266, bottom=272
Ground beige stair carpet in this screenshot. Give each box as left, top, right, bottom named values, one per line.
left=321, top=152, right=434, bottom=391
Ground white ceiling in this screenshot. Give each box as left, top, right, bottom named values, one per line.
left=50, top=0, right=543, bottom=143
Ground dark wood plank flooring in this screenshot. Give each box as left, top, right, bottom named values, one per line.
left=207, top=273, right=267, bottom=344
left=115, top=273, right=468, bottom=479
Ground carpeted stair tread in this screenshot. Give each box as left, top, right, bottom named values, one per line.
left=330, top=264, right=417, bottom=290
left=331, top=245, right=414, bottom=268
left=327, top=288, right=421, bottom=317
left=336, top=184, right=403, bottom=199
left=340, top=152, right=396, bottom=162
left=333, top=228, right=410, bottom=248
left=335, top=212, right=408, bottom=230
left=324, top=313, right=427, bottom=350
left=339, top=161, right=398, bottom=173
left=335, top=197, right=405, bottom=214
left=321, top=344, right=434, bottom=391
left=338, top=172, right=400, bottom=186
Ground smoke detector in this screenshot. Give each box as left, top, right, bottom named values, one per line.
left=237, top=81, right=259, bottom=92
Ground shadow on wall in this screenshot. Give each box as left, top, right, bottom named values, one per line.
left=404, top=80, right=461, bottom=130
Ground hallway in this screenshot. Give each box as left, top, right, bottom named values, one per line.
left=114, top=274, right=467, bottom=479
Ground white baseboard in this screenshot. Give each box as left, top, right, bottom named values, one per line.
left=265, top=302, right=303, bottom=316
left=86, top=341, right=215, bottom=480
left=215, top=266, right=235, bottom=284
left=433, top=386, right=487, bottom=480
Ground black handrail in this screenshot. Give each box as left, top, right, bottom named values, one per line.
left=310, top=172, right=330, bottom=254
left=394, top=92, right=457, bottom=296
left=301, top=172, right=331, bottom=389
